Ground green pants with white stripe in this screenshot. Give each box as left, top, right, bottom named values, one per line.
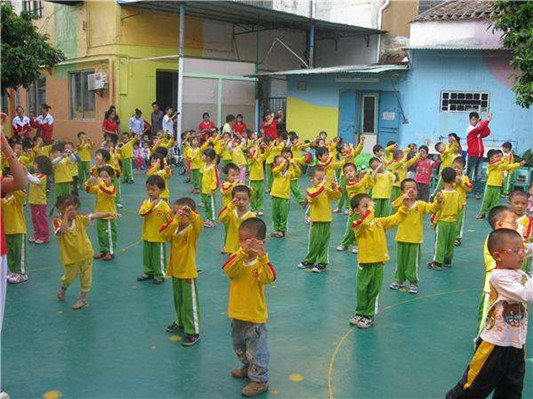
left=250, top=180, right=264, bottom=212
left=455, top=207, right=466, bottom=239
left=6, top=234, right=27, bottom=274
left=356, top=262, right=384, bottom=317
left=341, top=212, right=359, bottom=247
left=55, top=182, right=72, bottom=198
left=78, top=161, right=91, bottom=185
left=265, top=163, right=273, bottom=190
left=96, top=219, right=117, bottom=255
left=337, top=176, right=348, bottom=211
left=503, top=171, right=512, bottom=195
left=394, top=242, right=420, bottom=284
left=271, top=196, right=290, bottom=232
left=143, top=241, right=167, bottom=277
left=114, top=176, right=122, bottom=204
left=201, top=193, right=216, bottom=222
left=373, top=198, right=390, bottom=218
left=122, top=158, right=134, bottom=183
left=172, top=277, right=201, bottom=336
left=192, top=169, right=201, bottom=191
left=290, top=180, right=305, bottom=204
left=304, top=222, right=331, bottom=265
left=433, top=220, right=456, bottom=265
left=480, top=185, right=501, bottom=214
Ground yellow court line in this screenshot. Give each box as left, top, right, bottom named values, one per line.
left=327, top=288, right=477, bottom=399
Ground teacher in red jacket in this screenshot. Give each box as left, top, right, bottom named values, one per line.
left=466, top=112, right=492, bottom=199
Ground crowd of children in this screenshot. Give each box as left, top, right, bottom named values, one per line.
left=2, top=108, right=533, bottom=398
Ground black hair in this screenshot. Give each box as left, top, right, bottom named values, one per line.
left=369, top=157, right=381, bottom=167
left=152, top=101, right=159, bottom=106
left=386, top=140, right=396, bottom=147
left=308, top=165, right=325, bottom=177
left=236, top=114, right=243, bottom=119
left=441, top=167, right=456, bottom=183
left=154, top=146, right=169, bottom=158
left=34, top=155, right=53, bottom=176
left=174, top=197, right=196, bottom=211
left=419, top=145, right=429, bottom=153
left=239, top=217, right=267, bottom=240
left=487, top=205, right=512, bottom=229
left=392, top=149, right=404, bottom=160
left=96, top=149, right=111, bottom=162
left=401, top=178, right=417, bottom=191
left=77, top=131, right=86, bottom=139
left=487, top=228, right=522, bottom=255
left=350, top=193, right=371, bottom=210
left=223, top=162, right=239, bottom=175
left=279, top=130, right=288, bottom=141
left=202, top=112, right=209, bottom=118
left=502, top=141, right=512, bottom=150
left=52, top=143, right=64, bottom=153
left=343, top=162, right=357, bottom=173
left=54, top=194, right=80, bottom=212
left=98, top=165, right=115, bottom=178
left=226, top=114, right=235, bottom=123
left=281, top=147, right=293, bottom=157
left=165, top=106, right=174, bottom=112
left=453, top=156, right=466, bottom=168
left=122, top=131, right=131, bottom=137
left=232, top=185, right=251, bottom=198
left=203, top=148, right=216, bottom=161
left=318, top=130, right=328, bottom=137
left=315, top=147, right=329, bottom=159
left=146, top=175, right=166, bottom=190
left=372, top=144, right=383, bottom=154
left=469, top=112, right=480, bottom=120
left=135, top=108, right=142, bottom=115
left=434, top=142, right=443, bottom=152
left=509, top=190, right=528, bottom=200
left=22, top=138, right=33, bottom=150
left=149, top=153, right=165, bottom=170
left=487, top=149, right=503, bottom=160
left=448, top=133, right=460, bottom=143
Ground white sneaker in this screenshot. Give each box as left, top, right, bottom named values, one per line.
left=389, top=281, right=400, bottom=290
left=351, top=247, right=359, bottom=254
left=336, top=244, right=346, bottom=252
left=357, top=316, right=374, bottom=329
left=258, top=211, right=264, bottom=216
left=408, top=283, right=418, bottom=294
left=116, top=203, right=123, bottom=209
left=343, top=209, right=350, bottom=215
left=349, top=315, right=362, bottom=326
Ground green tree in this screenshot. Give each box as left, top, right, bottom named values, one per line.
left=1, top=3, right=66, bottom=95
left=491, top=1, right=533, bottom=108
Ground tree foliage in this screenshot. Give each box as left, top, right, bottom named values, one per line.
left=491, top=1, right=533, bottom=109
left=1, top=3, right=66, bottom=95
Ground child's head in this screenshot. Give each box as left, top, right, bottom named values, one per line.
left=77, top=131, right=87, bottom=141
left=236, top=114, right=243, bottom=123
left=64, top=142, right=75, bottom=153
left=469, top=111, right=479, bottom=126
left=281, top=147, right=293, bottom=160
left=434, top=142, right=445, bottom=154
left=408, top=143, right=417, bottom=152
left=488, top=229, right=525, bottom=270
left=452, top=156, right=466, bottom=176
left=190, top=136, right=199, bottom=147
left=239, top=217, right=266, bottom=245
left=392, top=149, right=404, bottom=161
left=51, top=143, right=64, bottom=158
left=202, top=148, right=216, bottom=164
left=247, top=130, right=258, bottom=141
left=508, top=190, right=528, bottom=217
left=22, top=139, right=33, bottom=154
left=343, top=162, right=357, bottom=181
left=121, top=132, right=130, bottom=143
left=145, top=175, right=165, bottom=200
left=173, top=197, right=196, bottom=227
left=222, top=132, right=232, bottom=141
left=55, top=194, right=80, bottom=220
left=226, top=114, right=236, bottom=125
left=135, top=108, right=142, bottom=118
left=232, top=185, right=251, bottom=211
left=350, top=193, right=372, bottom=215
left=223, top=162, right=240, bottom=183
left=372, top=144, right=383, bottom=157
left=502, top=141, right=512, bottom=154
left=95, top=149, right=111, bottom=164
left=315, top=147, right=329, bottom=162
left=441, top=167, right=456, bottom=184
left=333, top=136, right=342, bottom=145
left=448, top=133, right=460, bottom=144
left=202, top=112, right=210, bottom=121
left=33, top=155, right=53, bottom=175
left=318, top=131, right=328, bottom=140
left=165, top=106, right=174, bottom=116
left=401, top=178, right=418, bottom=199
left=154, top=146, right=168, bottom=158
left=149, top=153, right=165, bottom=170
left=488, top=205, right=516, bottom=230
left=273, top=155, right=285, bottom=166
left=419, top=145, right=429, bottom=158
left=369, top=157, right=382, bottom=171
left=143, top=141, right=150, bottom=149
left=98, top=165, right=115, bottom=185
left=487, top=149, right=503, bottom=162
left=308, top=166, right=325, bottom=187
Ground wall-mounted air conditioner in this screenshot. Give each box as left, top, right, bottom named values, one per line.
left=88, top=73, right=108, bottom=91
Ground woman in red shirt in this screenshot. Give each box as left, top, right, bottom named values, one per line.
left=198, top=112, right=216, bottom=141
left=233, top=114, right=247, bottom=137
left=261, top=111, right=279, bottom=139
left=102, top=110, right=119, bottom=144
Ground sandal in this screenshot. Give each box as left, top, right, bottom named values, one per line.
left=57, top=287, right=66, bottom=301
left=72, top=299, right=88, bottom=310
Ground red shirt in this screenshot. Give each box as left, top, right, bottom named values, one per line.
left=234, top=122, right=247, bottom=135
left=415, top=158, right=438, bottom=185
left=198, top=120, right=216, bottom=132
left=262, top=119, right=278, bottom=139
left=466, top=120, right=491, bottom=157
left=103, top=118, right=118, bottom=134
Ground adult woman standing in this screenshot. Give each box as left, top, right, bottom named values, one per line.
left=102, top=108, right=119, bottom=144
left=31, top=104, right=54, bottom=143
left=261, top=110, right=280, bottom=140
left=12, top=106, right=31, bottom=139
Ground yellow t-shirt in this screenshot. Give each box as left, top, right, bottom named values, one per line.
left=53, top=214, right=93, bottom=266
left=486, top=160, right=521, bottom=187
left=139, top=199, right=172, bottom=243
left=455, top=175, right=473, bottom=208
left=266, top=142, right=284, bottom=164
left=218, top=203, right=256, bottom=253
left=371, top=171, right=395, bottom=199
left=160, top=212, right=204, bottom=279
left=441, top=141, right=459, bottom=169
left=391, top=197, right=441, bottom=244
left=434, top=189, right=462, bottom=222
left=120, top=137, right=138, bottom=159
left=18, top=154, right=34, bottom=168
left=306, top=184, right=342, bottom=222
left=221, top=181, right=240, bottom=206
left=54, top=157, right=74, bottom=183
left=346, top=174, right=372, bottom=199
left=388, top=153, right=421, bottom=188
left=86, top=181, right=117, bottom=217
left=222, top=249, right=277, bottom=324
left=186, top=147, right=202, bottom=170
left=146, top=167, right=172, bottom=199
left=28, top=174, right=47, bottom=205
left=202, top=164, right=219, bottom=195
left=248, top=146, right=267, bottom=181
left=230, top=144, right=246, bottom=167
left=2, top=191, right=26, bottom=234
left=77, top=141, right=94, bottom=162
left=318, top=156, right=344, bottom=182
left=270, top=163, right=294, bottom=199
left=516, top=215, right=532, bottom=243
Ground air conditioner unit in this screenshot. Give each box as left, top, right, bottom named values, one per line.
left=87, top=73, right=108, bottom=91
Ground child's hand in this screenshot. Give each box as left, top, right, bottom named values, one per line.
left=89, top=176, right=98, bottom=185
left=368, top=200, right=375, bottom=209
left=519, top=160, right=526, bottom=166
left=175, top=208, right=184, bottom=218
left=487, top=113, right=493, bottom=121
left=252, top=239, right=266, bottom=257
left=455, top=175, right=461, bottom=183
left=449, top=135, right=456, bottom=142
left=150, top=199, right=160, bottom=207
left=181, top=206, right=192, bottom=217
left=241, top=239, right=254, bottom=255
left=360, top=135, right=366, bottom=142
left=113, top=213, right=122, bottom=219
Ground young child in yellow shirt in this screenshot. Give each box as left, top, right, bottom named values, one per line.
left=509, top=190, right=532, bottom=274
left=63, top=142, right=80, bottom=197
left=389, top=179, right=442, bottom=294
left=54, top=194, right=118, bottom=310
left=201, top=148, right=219, bottom=228
left=298, top=166, right=341, bottom=273
left=247, top=143, right=267, bottom=215
left=186, top=136, right=203, bottom=194
left=160, top=197, right=203, bottom=347
left=349, top=193, right=408, bottom=328
left=219, top=186, right=256, bottom=254
left=221, top=163, right=240, bottom=207
left=76, top=131, right=94, bottom=185
left=264, top=137, right=284, bottom=191
left=28, top=155, right=53, bottom=245
left=270, top=156, right=296, bottom=238
left=146, top=152, right=173, bottom=202
left=222, top=217, right=276, bottom=397
left=137, top=175, right=172, bottom=284
left=388, top=149, right=421, bottom=200
left=282, top=147, right=307, bottom=207
left=3, top=190, right=28, bottom=284
left=86, top=166, right=118, bottom=261
left=228, top=137, right=247, bottom=184
left=118, top=132, right=138, bottom=184
left=51, top=143, right=77, bottom=200
left=315, top=146, right=344, bottom=183
left=430, top=134, right=459, bottom=198
left=452, top=156, right=473, bottom=246
left=369, top=157, right=395, bottom=217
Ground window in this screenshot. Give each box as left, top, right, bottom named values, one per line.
left=418, top=1, right=445, bottom=15
left=362, top=95, right=377, bottom=133
left=440, top=91, right=490, bottom=113
left=27, top=77, right=46, bottom=116
left=69, top=71, right=96, bottom=120
left=22, top=0, right=43, bottom=18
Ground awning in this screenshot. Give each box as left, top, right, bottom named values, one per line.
left=251, top=64, right=408, bottom=77
left=403, top=45, right=507, bottom=51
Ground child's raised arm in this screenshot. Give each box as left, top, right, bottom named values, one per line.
left=491, top=272, right=533, bottom=303
left=222, top=249, right=247, bottom=279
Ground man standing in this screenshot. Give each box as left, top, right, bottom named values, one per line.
left=150, top=102, right=164, bottom=137
left=466, top=112, right=492, bottom=199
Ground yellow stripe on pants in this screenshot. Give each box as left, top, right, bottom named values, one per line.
left=464, top=340, right=495, bottom=389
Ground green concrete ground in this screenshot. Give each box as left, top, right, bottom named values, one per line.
left=3, top=169, right=532, bottom=399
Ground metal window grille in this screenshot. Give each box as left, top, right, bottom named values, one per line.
left=440, top=91, right=490, bottom=113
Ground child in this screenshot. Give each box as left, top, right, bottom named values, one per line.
left=28, top=156, right=53, bottom=245
left=509, top=190, right=532, bottom=274
left=349, top=193, right=408, bottom=328
left=222, top=217, right=276, bottom=397
left=90, top=148, right=111, bottom=177
left=3, top=190, right=28, bottom=284
left=54, top=194, right=118, bottom=309
left=247, top=143, right=267, bottom=215
left=138, top=176, right=172, bottom=284
left=334, top=138, right=365, bottom=213
left=315, top=146, right=344, bottom=183
left=369, top=157, right=395, bottom=217
left=264, top=137, right=285, bottom=191
left=428, top=167, right=463, bottom=270
left=200, top=148, right=219, bottom=228
left=86, top=166, right=118, bottom=261
left=64, top=142, right=80, bottom=196
left=430, top=135, right=459, bottom=198
left=228, top=137, right=247, bottom=184
left=446, top=228, right=531, bottom=398
left=384, top=141, right=397, bottom=164
left=233, top=114, right=247, bottom=136
left=76, top=132, right=94, bottom=185
left=221, top=163, right=241, bottom=207
left=389, top=179, right=442, bottom=294
left=388, top=149, right=421, bottom=200
left=270, top=155, right=295, bottom=238
left=501, top=141, right=514, bottom=196
left=160, top=197, right=203, bottom=347
left=452, top=156, right=473, bottom=246
left=133, top=143, right=144, bottom=170
left=118, top=132, right=138, bottom=184
left=186, top=136, right=202, bottom=194
left=372, top=144, right=385, bottom=164
left=109, top=145, right=123, bottom=208
left=141, top=141, right=151, bottom=169
left=298, top=166, right=342, bottom=273
left=51, top=143, right=77, bottom=199
left=146, top=153, right=173, bottom=202
left=477, top=149, right=523, bottom=219
left=282, top=147, right=307, bottom=207
left=414, top=145, right=437, bottom=202
left=219, top=185, right=256, bottom=254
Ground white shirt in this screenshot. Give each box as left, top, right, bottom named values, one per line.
left=481, top=269, right=533, bottom=349
left=12, top=115, right=30, bottom=129
left=222, top=123, right=233, bottom=135
left=128, top=116, right=144, bottom=135
left=162, top=115, right=174, bottom=135
left=35, top=113, right=54, bottom=126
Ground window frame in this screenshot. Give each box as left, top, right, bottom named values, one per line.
left=69, top=69, right=96, bottom=120
left=440, top=90, right=490, bottom=113
left=26, top=76, right=46, bottom=116
left=22, top=0, right=43, bottom=18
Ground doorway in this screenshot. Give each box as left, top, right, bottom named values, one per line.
left=156, top=71, right=178, bottom=110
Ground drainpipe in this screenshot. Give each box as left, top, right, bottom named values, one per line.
left=376, top=0, right=390, bottom=63
left=308, top=0, right=315, bottom=68
left=177, top=2, right=185, bottom=150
